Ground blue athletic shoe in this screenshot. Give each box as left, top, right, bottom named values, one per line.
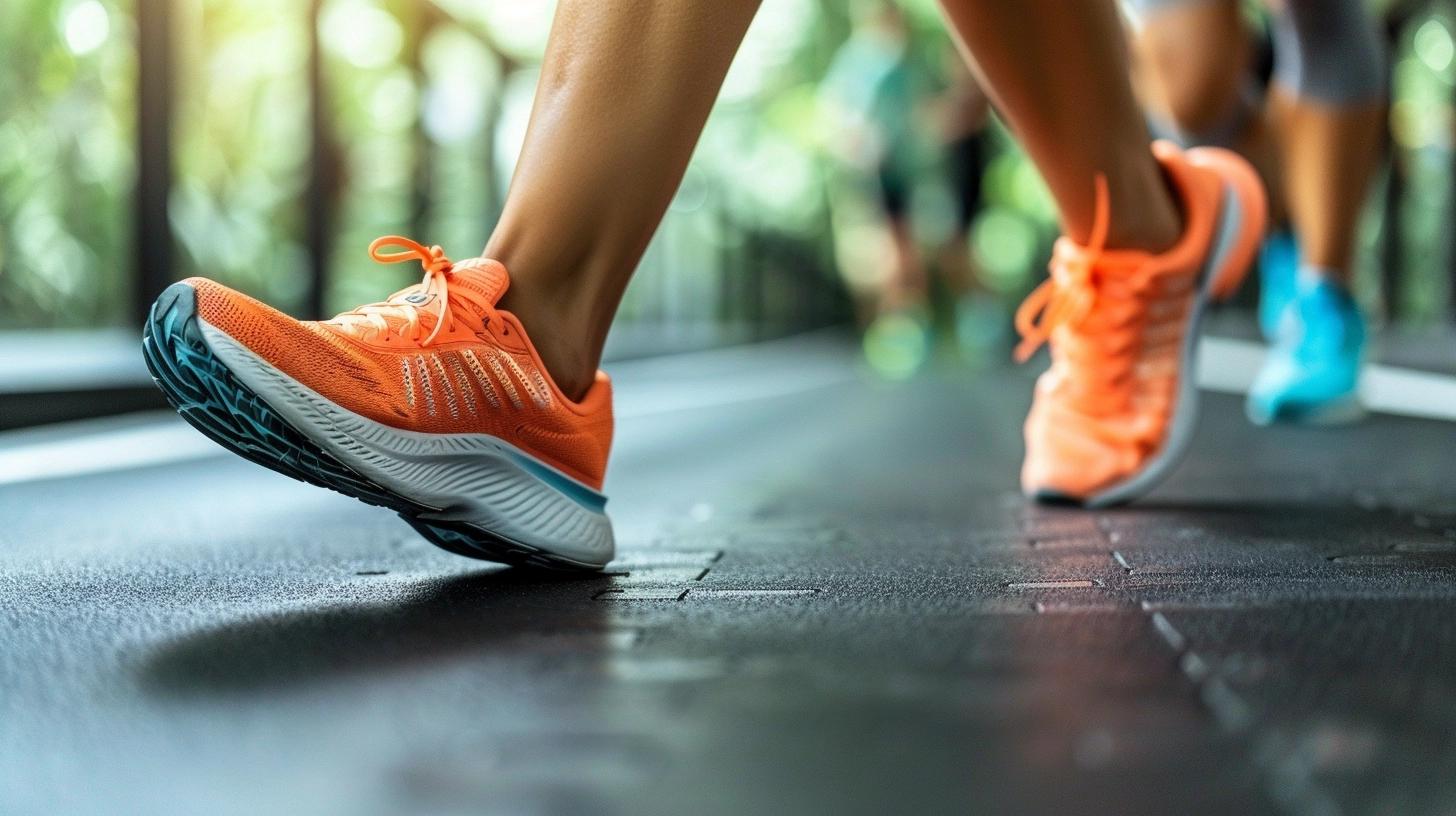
left=1246, top=276, right=1366, bottom=426
left=1258, top=229, right=1299, bottom=341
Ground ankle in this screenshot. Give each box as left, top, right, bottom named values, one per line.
left=533, top=339, right=599, bottom=403
left=1297, top=264, right=1351, bottom=292
left=1105, top=170, right=1184, bottom=254
left=496, top=289, right=599, bottom=402
left=1105, top=218, right=1181, bottom=255
left=1072, top=155, right=1185, bottom=255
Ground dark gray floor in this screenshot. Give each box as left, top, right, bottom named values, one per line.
left=3, top=335, right=1456, bottom=816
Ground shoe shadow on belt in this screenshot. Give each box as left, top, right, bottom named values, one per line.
left=138, top=567, right=616, bottom=697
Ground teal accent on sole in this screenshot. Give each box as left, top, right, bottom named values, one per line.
left=499, top=448, right=606, bottom=514
left=141, top=282, right=602, bottom=571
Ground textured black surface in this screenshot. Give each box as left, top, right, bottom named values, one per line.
left=4, top=334, right=1456, bottom=815
left=141, top=283, right=593, bottom=570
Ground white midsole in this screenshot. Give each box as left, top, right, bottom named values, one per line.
left=199, top=321, right=614, bottom=566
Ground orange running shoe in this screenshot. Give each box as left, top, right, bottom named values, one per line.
left=1015, top=141, right=1266, bottom=507
left=142, top=238, right=615, bottom=569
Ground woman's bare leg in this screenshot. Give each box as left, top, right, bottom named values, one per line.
left=1129, top=0, right=1384, bottom=285
left=1268, top=92, right=1384, bottom=284
left=1129, top=1, right=1284, bottom=220
left=935, top=0, right=1183, bottom=252
left=487, top=0, right=761, bottom=399
left=1132, top=1, right=1250, bottom=138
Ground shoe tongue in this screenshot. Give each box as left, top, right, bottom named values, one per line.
left=447, top=258, right=510, bottom=305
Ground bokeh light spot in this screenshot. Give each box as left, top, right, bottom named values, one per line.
left=972, top=208, right=1037, bottom=291
left=63, top=0, right=110, bottom=56
left=1415, top=19, right=1454, bottom=75
left=864, top=313, right=929, bottom=379
left=322, top=0, right=403, bottom=69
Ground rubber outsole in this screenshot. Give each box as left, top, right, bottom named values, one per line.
left=141, top=282, right=601, bottom=571
left=1247, top=392, right=1366, bottom=427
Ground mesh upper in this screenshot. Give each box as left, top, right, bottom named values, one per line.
left=188, top=277, right=613, bottom=490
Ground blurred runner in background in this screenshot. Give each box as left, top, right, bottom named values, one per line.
left=938, top=53, right=1006, bottom=367
left=819, top=1, right=996, bottom=378
left=1128, top=0, right=1386, bottom=425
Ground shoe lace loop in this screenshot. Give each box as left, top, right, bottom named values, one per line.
left=1012, top=175, right=1189, bottom=419
left=328, top=236, right=496, bottom=346
left=1013, top=176, right=1110, bottom=363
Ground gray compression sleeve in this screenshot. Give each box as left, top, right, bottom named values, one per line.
left=1128, top=0, right=1387, bottom=106
left=1269, top=0, right=1386, bottom=105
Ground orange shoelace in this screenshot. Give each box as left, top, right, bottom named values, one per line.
left=1012, top=176, right=1191, bottom=418
left=1013, top=176, right=1113, bottom=364
left=328, top=237, right=497, bottom=346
